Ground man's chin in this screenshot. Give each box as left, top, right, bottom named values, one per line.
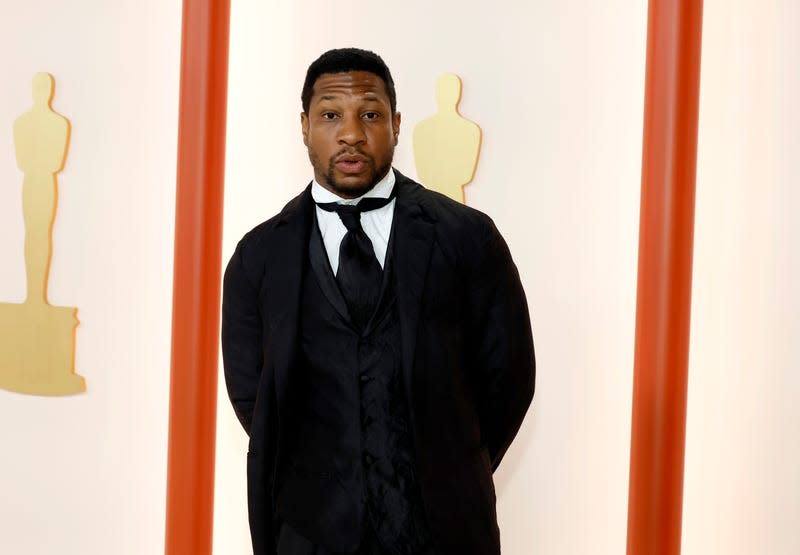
left=325, top=174, right=378, bottom=199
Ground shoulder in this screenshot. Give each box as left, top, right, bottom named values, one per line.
left=226, top=186, right=311, bottom=283
left=237, top=186, right=310, bottom=246
left=395, top=170, right=500, bottom=246
left=235, top=213, right=282, bottom=259
left=394, top=171, right=508, bottom=276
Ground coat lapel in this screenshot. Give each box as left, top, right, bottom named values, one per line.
left=308, top=217, right=351, bottom=323
left=264, top=186, right=313, bottom=407
left=265, top=173, right=437, bottom=411
left=391, top=171, right=437, bottom=401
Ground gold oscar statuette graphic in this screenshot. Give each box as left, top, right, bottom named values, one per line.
left=413, top=73, right=482, bottom=204
left=0, top=73, right=85, bottom=396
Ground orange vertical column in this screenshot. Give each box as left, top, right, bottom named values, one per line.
left=626, top=1, right=703, bottom=554
left=165, top=0, right=230, bottom=554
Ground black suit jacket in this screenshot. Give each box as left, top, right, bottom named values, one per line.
left=222, top=170, right=535, bottom=555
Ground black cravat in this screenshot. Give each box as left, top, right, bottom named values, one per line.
left=316, top=193, right=395, bottom=331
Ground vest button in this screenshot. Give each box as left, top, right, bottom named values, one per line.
left=363, top=452, right=374, bottom=466
left=359, top=374, right=372, bottom=383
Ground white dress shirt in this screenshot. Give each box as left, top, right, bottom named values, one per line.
left=311, top=169, right=396, bottom=275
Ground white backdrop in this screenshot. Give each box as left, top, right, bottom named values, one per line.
left=0, top=1, right=180, bottom=553
left=684, top=1, right=800, bottom=553
left=0, top=1, right=796, bottom=554
left=217, top=1, right=647, bottom=553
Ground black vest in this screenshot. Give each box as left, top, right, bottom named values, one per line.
left=279, top=218, right=432, bottom=554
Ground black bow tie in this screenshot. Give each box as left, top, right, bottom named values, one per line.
left=316, top=192, right=395, bottom=331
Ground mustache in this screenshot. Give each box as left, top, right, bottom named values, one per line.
left=332, top=148, right=372, bottom=161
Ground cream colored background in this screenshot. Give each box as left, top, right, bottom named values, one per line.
left=0, top=1, right=180, bottom=553
left=219, top=1, right=800, bottom=554
left=684, top=1, right=800, bottom=553
left=217, top=1, right=646, bottom=553
left=0, top=0, right=796, bottom=554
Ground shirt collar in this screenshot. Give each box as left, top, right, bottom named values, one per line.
left=311, top=168, right=395, bottom=205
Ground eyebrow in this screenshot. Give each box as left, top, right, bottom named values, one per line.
left=316, top=94, right=383, bottom=103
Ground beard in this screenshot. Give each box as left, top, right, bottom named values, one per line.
left=309, top=148, right=394, bottom=199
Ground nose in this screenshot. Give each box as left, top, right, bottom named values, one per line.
left=337, top=113, right=366, bottom=146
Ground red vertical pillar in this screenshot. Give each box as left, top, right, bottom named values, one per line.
left=165, top=0, right=230, bottom=553
left=627, top=1, right=703, bottom=554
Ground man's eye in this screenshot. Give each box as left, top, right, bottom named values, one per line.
left=321, top=112, right=338, bottom=120
left=362, top=112, right=380, bottom=120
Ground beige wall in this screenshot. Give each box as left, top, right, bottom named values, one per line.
left=0, top=1, right=180, bottom=553
left=684, top=1, right=800, bottom=553
left=219, top=1, right=800, bottom=554
left=0, top=1, right=796, bottom=554
left=217, top=1, right=647, bottom=553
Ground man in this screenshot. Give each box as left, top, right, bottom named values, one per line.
left=222, top=48, right=535, bottom=555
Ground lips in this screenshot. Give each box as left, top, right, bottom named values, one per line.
left=334, top=153, right=370, bottom=174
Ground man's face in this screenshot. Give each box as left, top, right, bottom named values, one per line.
left=301, top=71, right=401, bottom=199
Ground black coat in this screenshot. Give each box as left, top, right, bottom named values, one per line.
left=222, top=171, right=535, bottom=555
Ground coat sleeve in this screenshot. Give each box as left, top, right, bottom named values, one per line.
left=467, top=217, right=536, bottom=471
left=223, top=240, right=281, bottom=555
left=221, top=241, right=263, bottom=434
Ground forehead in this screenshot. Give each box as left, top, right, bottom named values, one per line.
left=310, top=71, right=389, bottom=104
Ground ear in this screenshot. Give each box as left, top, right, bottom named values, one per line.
left=301, top=112, right=309, bottom=146
left=392, top=111, right=401, bottom=145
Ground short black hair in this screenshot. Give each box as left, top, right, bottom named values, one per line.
left=301, top=48, right=397, bottom=114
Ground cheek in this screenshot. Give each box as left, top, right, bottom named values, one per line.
left=373, top=131, right=395, bottom=154
left=309, top=129, right=335, bottom=151
left=306, top=135, right=323, bottom=155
